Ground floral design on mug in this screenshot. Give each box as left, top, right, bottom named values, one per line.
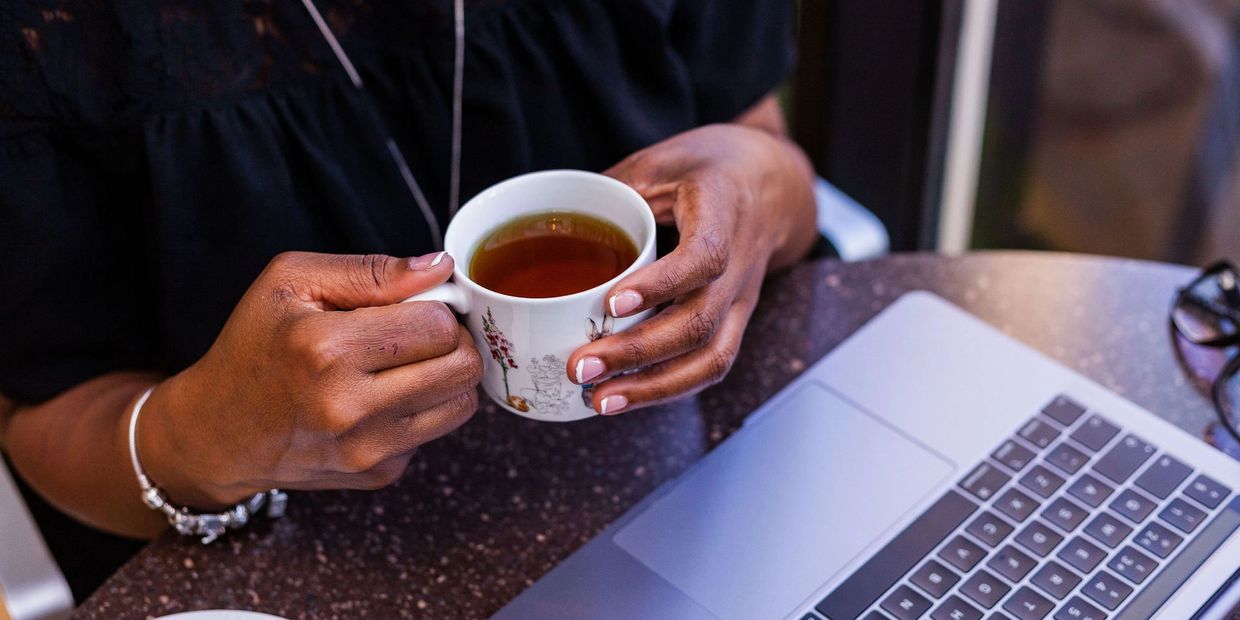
left=521, top=355, right=572, bottom=415
left=482, top=307, right=528, bottom=412
left=580, top=315, right=615, bottom=407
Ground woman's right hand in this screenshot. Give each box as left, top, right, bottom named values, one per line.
left=137, top=251, right=483, bottom=509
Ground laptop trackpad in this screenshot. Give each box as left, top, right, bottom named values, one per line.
left=612, top=382, right=955, bottom=620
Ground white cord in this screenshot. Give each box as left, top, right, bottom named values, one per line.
left=449, top=0, right=465, bottom=217
left=299, top=0, right=363, bottom=89
left=127, top=386, right=157, bottom=484
left=302, top=0, right=464, bottom=249
left=388, top=137, right=444, bottom=249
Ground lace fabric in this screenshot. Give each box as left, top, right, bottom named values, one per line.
left=0, top=1, right=468, bottom=126
left=0, top=0, right=796, bottom=404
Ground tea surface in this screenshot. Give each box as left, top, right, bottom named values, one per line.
left=469, top=211, right=638, bottom=298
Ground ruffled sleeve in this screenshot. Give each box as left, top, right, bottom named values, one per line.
left=0, top=125, right=154, bottom=402
left=669, top=0, right=796, bottom=122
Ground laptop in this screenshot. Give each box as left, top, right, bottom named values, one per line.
left=494, top=291, right=1240, bottom=620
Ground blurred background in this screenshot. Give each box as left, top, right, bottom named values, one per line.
left=791, top=0, right=1240, bottom=265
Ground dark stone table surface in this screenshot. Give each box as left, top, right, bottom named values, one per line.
left=76, top=252, right=1239, bottom=619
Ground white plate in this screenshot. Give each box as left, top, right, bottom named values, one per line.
left=156, top=612, right=288, bottom=620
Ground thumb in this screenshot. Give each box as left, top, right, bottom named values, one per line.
left=279, top=251, right=454, bottom=310
left=605, top=152, right=687, bottom=223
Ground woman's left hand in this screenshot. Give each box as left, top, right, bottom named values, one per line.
left=566, top=123, right=819, bottom=415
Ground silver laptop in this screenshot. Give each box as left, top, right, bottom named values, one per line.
left=494, top=291, right=1240, bottom=620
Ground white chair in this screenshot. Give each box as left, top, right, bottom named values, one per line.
left=0, top=460, right=72, bottom=620
left=815, top=177, right=889, bottom=262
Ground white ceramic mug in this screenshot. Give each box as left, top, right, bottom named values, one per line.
left=405, top=170, right=656, bottom=422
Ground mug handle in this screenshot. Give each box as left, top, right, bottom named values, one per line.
left=402, top=283, right=471, bottom=314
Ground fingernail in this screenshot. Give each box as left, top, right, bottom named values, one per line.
left=609, top=290, right=643, bottom=317
left=600, top=394, right=628, bottom=415
left=409, top=251, right=448, bottom=270
left=575, top=356, right=605, bottom=384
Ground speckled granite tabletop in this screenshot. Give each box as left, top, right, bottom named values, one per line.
left=76, top=252, right=1240, bottom=619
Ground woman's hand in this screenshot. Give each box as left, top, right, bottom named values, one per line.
left=566, top=123, right=818, bottom=415
left=139, top=251, right=483, bottom=509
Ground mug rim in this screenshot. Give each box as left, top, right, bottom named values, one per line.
left=444, top=169, right=657, bottom=305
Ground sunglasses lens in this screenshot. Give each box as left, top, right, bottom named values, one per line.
left=1173, top=297, right=1238, bottom=344
left=1174, top=268, right=1240, bottom=345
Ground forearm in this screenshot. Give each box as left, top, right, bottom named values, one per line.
left=2, top=372, right=168, bottom=539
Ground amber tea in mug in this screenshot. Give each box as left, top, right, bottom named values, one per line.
left=469, top=211, right=639, bottom=298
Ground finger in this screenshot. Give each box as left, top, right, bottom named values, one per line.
left=269, top=250, right=453, bottom=311
left=566, top=284, right=733, bottom=383
left=341, top=389, right=479, bottom=477
left=368, top=324, right=484, bottom=414
left=588, top=289, right=757, bottom=415
left=600, top=179, right=738, bottom=318
left=313, top=298, right=462, bottom=372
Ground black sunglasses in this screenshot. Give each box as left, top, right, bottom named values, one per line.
left=1170, top=259, right=1240, bottom=444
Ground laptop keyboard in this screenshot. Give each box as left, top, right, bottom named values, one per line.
left=811, top=395, right=1240, bottom=620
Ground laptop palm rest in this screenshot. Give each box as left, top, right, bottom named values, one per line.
left=612, top=381, right=955, bottom=620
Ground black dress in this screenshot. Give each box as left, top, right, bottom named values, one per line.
left=0, top=0, right=793, bottom=599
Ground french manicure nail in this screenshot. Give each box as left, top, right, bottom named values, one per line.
left=609, top=290, right=643, bottom=317
left=408, top=251, right=447, bottom=270
left=600, top=394, right=628, bottom=415
left=575, top=356, right=605, bottom=384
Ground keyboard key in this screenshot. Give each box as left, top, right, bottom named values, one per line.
left=1133, top=454, right=1192, bottom=499
left=1041, top=497, right=1088, bottom=533
left=993, top=440, right=1037, bottom=472
left=959, top=570, right=1010, bottom=609
left=1045, top=443, right=1088, bottom=475
left=1108, top=544, right=1158, bottom=585
left=930, top=595, right=983, bottom=620
left=1066, top=473, right=1114, bottom=508
left=1002, top=586, right=1054, bottom=620
left=860, top=613, right=891, bottom=620
left=1093, top=434, right=1155, bottom=484
left=1109, top=488, right=1157, bottom=524
left=1184, top=474, right=1231, bottom=509
left=967, top=511, right=1015, bottom=548
left=816, top=490, right=977, bottom=619
left=1082, top=571, right=1133, bottom=610
left=988, top=545, right=1037, bottom=582
left=1057, top=536, right=1106, bottom=573
left=1053, top=596, right=1106, bottom=620
left=1069, top=414, right=1120, bottom=452
left=1083, top=512, right=1132, bottom=548
left=1030, top=561, right=1081, bottom=600
left=939, top=535, right=986, bottom=572
left=989, top=614, right=1014, bottom=620
left=995, top=488, right=1039, bottom=522
left=881, top=584, right=932, bottom=620
left=960, top=462, right=1012, bottom=502
left=1160, top=497, right=1207, bottom=534
left=1014, top=521, right=1063, bottom=557
left=1120, top=496, right=1240, bottom=618
left=1018, top=418, right=1060, bottom=450
left=1041, top=396, right=1087, bottom=426
left=910, top=559, right=960, bottom=598
left=1135, top=521, right=1184, bottom=559
left=1018, top=465, right=1065, bottom=499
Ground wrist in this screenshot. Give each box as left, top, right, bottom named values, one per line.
left=763, top=137, right=818, bottom=270
left=135, top=375, right=250, bottom=510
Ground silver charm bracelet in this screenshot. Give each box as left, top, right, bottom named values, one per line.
left=127, top=386, right=287, bottom=544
